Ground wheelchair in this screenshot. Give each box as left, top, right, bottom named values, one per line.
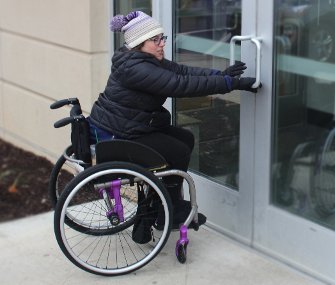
left=49, top=98, right=201, bottom=276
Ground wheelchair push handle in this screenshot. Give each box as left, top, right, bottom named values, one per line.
left=50, top=97, right=84, bottom=128
left=54, top=115, right=85, bottom=128
left=50, top=98, right=80, bottom=110
left=70, top=104, right=82, bottom=117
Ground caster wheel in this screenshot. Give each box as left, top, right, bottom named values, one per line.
left=176, top=243, right=187, bottom=264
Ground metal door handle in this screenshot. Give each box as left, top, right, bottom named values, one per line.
left=230, top=35, right=262, bottom=88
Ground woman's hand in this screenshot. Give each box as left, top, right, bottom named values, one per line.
left=221, top=61, right=247, bottom=77
left=234, top=77, right=262, bottom=93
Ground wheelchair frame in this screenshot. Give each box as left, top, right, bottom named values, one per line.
left=49, top=98, right=201, bottom=275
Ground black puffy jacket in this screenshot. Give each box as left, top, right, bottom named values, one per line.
left=89, top=49, right=232, bottom=139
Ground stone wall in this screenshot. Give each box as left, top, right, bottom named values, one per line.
left=0, top=0, right=109, bottom=161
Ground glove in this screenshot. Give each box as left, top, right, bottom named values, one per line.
left=232, top=77, right=262, bottom=93
left=221, top=61, right=247, bottom=77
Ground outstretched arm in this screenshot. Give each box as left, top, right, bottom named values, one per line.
left=161, top=58, right=217, bottom=76
left=161, top=59, right=246, bottom=77
left=120, top=60, right=260, bottom=97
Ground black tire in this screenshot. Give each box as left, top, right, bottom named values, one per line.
left=49, top=153, right=114, bottom=234
left=176, top=243, right=187, bottom=264
left=48, top=154, right=76, bottom=208
left=282, top=142, right=315, bottom=207
left=310, top=128, right=335, bottom=217
left=306, top=23, right=335, bottom=63
left=54, top=161, right=172, bottom=276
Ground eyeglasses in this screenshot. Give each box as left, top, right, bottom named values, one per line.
left=147, top=35, right=168, bottom=46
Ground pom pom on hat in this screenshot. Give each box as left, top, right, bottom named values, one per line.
left=110, top=15, right=128, bottom=32
left=109, top=11, right=164, bottom=48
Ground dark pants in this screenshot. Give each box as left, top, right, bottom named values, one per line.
left=132, top=126, right=194, bottom=202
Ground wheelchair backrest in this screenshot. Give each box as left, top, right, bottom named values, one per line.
left=70, top=118, right=92, bottom=165
left=51, top=98, right=91, bottom=166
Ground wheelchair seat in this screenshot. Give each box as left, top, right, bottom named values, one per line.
left=95, top=139, right=169, bottom=171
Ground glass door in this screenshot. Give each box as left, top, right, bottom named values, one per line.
left=173, top=1, right=335, bottom=281
left=174, top=0, right=242, bottom=189
left=173, top=0, right=257, bottom=243
left=253, top=0, right=335, bottom=283
left=109, top=1, right=255, bottom=244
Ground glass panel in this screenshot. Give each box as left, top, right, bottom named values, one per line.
left=272, top=0, right=335, bottom=230
left=174, top=0, right=242, bottom=189
left=113, top=0, right=152, bottom=49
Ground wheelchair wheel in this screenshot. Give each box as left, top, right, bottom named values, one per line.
left=310, top=129, right=335, bottom=217
left=54, top=161, right=172, bottom=276
left=48, top=153, right=77, bottom=208
left=49, top=153, right=104, bottom=233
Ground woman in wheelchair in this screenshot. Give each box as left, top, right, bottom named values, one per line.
left=87, top=11, right=260, bottom=229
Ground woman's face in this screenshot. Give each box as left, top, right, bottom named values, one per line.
left=140, top=34, right=166, bottom=61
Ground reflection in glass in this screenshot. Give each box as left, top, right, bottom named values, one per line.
left=174, top=0, right=242, bottom=189
left=272, top=0, right=335, bottom=230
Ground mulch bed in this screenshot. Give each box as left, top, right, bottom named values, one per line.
left=0, top=138, right=54, bottom=222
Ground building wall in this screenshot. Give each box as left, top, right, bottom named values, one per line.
left=0, top=0, right=109, bottom=162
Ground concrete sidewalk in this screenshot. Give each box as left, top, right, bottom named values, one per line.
left=0, top=212, right=324, bottom=285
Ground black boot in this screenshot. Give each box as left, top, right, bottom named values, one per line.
left=164, top=183, right=183, bottom=204
left=155, top=183, right=207, bottom=230
left=132, top=185, right=158, bottom=244
left=173, top=200, right=207, bottom=229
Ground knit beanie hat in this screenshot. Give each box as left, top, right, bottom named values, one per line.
left=110, top=11, right=164, bottom=49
